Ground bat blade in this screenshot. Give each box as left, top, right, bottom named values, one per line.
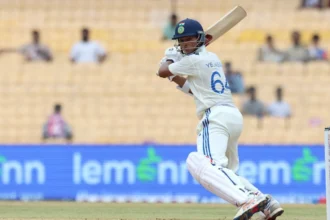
left=205, top=6, right=247, bottom=46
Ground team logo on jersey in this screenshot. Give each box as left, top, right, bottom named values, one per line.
left=178, top=22, right=185, bottom=34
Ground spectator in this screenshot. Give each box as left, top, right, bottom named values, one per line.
left=0, top=30, right=53, bottom=62
left=162, top=13, right=178, bottom=41
left=257, top=35, right=284, bottom=63
left=42, top=104, right=73, bottom=143
left=308, top=34, right=328, bottom=61
left=70, top=28, right=107, bottom=63
left=300, top=0, right=322, bottom=8
left=242, top=86, right=265, bottom=118
left=283, top=31, right=310, bottom=62
left=268, top=87, right=291, bottom=118
left=224, top=61, right=244, bottom=94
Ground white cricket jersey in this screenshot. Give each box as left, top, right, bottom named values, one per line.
left=168, top=46, right=235, bottom=118
left=70, top=41, right=106, bottom=63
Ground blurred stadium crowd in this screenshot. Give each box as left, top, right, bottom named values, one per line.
left=0, top=0, right=328, bottom=144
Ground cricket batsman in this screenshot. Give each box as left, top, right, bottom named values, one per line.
left=157, top=18, right=284, bottom=220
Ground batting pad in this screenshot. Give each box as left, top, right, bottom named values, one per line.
left=186, top=152, right=249, bottom=206
left=239, top=176, right=263, bottom=195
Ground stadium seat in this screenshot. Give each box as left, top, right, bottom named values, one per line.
left=0, top=0, right=327, bottom=144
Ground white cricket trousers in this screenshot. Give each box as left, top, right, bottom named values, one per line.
left=196, top=105, right=243, bottom=172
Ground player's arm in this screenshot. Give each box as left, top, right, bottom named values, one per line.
left=158, top=60, right=174, bottom=78
left=159, top=56, right=197, bottom=78
left=171, top=75, right=186, bottom=87
left=157, top=61, right=193, bottom=95
left=158, top=47, right=184, bottom=78
left=171, top=76, right=193, bottom=95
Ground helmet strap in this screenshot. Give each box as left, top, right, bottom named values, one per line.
left=196, top=31, right=206, bottom=48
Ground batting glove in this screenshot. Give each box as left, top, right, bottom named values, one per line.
left=164, top=46, right=183, bottom=63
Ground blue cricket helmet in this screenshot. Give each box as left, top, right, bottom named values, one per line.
left=172, top=18, right=204, bottom=40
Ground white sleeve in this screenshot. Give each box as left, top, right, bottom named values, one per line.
left=168, top=56, right=198, bottom=76
left=70, top=44, right=79, bottom=59
left=95, top=42, right=106, bottom=56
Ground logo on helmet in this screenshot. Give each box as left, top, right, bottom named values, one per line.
left=177, top=22, right=185, bottom=34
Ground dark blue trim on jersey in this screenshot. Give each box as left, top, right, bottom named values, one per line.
left=205, top=109, right=211, bottom=159
left=202, top=120, right=207, bottom=156
left=202, top=119, right=209, bottom=157
left=202, top=109, right=212, bottom=160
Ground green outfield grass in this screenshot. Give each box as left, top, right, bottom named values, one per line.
left=0, top=201, right=325, bottom=220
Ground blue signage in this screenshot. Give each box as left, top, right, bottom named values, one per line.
left=0, top=144, right=325, bottom=203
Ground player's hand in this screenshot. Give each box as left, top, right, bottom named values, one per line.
left=157, top=57, right=176, bottom=81
left=164, top=46, right=183, bottom=63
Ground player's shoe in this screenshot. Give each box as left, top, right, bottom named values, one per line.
left=252, top=195, right=284, bottom=220
left=233, top=194, right=269, bottom=220
left=263, top=195, right=284, bottom=220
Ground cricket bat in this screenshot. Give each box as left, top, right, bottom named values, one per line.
left=205, top=6, right=247, bottom=46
